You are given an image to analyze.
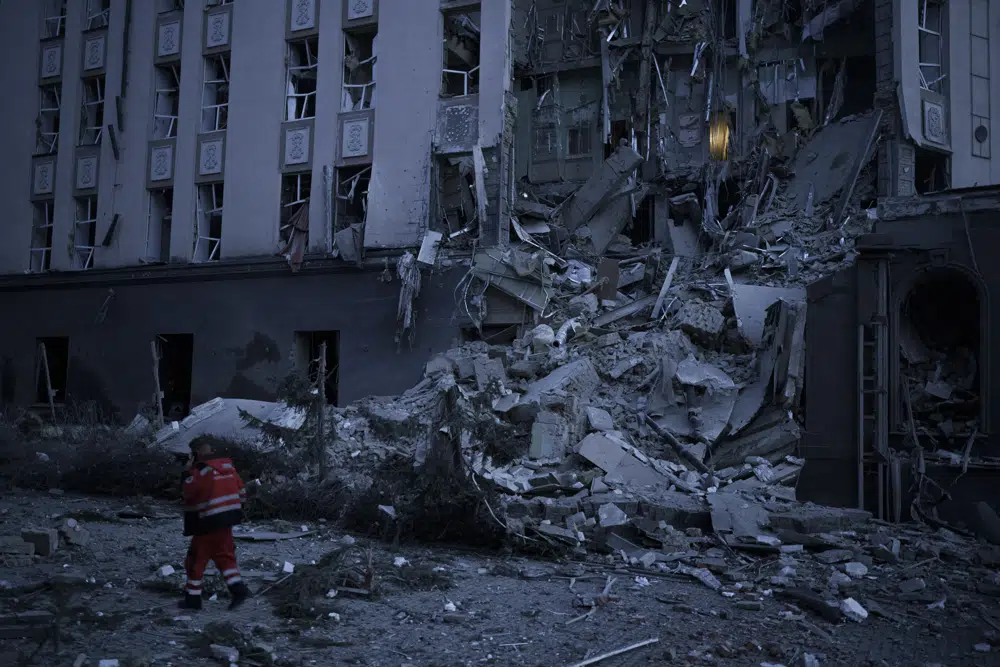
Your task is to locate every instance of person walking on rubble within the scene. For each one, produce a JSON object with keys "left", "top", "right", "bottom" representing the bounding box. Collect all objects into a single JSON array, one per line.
[{"left": 179, "top": 436, "right": 251, "bottom": 611}]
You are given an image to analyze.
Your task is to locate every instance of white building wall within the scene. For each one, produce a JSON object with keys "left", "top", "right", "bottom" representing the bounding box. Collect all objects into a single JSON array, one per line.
[{"left": 0, "top": 0, "right": 510, "bottom": 275}]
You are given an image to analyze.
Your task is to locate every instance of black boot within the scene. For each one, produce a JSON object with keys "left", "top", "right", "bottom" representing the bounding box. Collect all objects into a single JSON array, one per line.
[
  {"left": 178, "top": 593, "right": 202, "bottom": 610},
  {"left": 228, "top": 582, "right": 250, "bottom": 611}
]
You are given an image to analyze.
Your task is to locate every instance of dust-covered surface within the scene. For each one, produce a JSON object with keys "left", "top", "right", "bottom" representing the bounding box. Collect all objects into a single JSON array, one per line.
[{"left": 2, "top": 491, "right": 999, "bottom": 667}]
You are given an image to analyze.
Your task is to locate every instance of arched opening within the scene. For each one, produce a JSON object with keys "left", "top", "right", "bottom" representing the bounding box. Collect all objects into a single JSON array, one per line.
[{"left": 899, "top": 268, "right": 982, "bottom": 440}]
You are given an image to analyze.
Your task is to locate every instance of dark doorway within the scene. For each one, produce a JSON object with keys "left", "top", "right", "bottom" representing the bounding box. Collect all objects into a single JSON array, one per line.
[
  {"left": 156, "top": 334, "right": 194, "bottom": 421},
  {"left": 629, "top": 195, "right": 654, "bottom": 245},
  {"left": 295, "top": 331, "right": 340, "bottom": 406},
  {"left": 605, "top": 120, "right": 630, "bottom": 158},
  {"left": 35, "top": 336, "right": 69, "bottom": 404}
]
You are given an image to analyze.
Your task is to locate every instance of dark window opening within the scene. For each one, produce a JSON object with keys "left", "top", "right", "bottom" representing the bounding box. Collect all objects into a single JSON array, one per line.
[
  {"left": 460, "top": 326, "right": 518, "bottom": 345},
  {"left": 279, "top": 173, "right": 311, "bottom": 247},
  {"left": 436, "top": 154, "right": 477, "bottom": 234},
  {"left": 899, "top": 268, "right": 982, "bottom": 439},
  {"left": 442, "top": 10, "right": 481, "bottom": 97},
  {"left": 720, "top": 0, "right": 737, "bottom": 39},
  {"left": 35, "top": 337, "right": 69, "bottom": 404},
  {"left": 716, "top": 177, "right": 743, "bottom": 219},
  {"left": 156, "top": 333, "right": 193, "bottom": 421},
  {"left": 915, "top": 148, "right": 950, "bottom": 194},
  {"left": 605, "top": 120, "right": 630, "bottom": 158},
  {"left": 629, "top": 195, "right": 653, "bottom": 246},
  {"left": 818, "top": 56, "right": 877, "bottom": 121},
  {"left": 333, "top": 165, "right": 370, "bottom": 233},
  {"left": 295, "top": 331, "right": 339, "bottom": 405},
  {"left": 342, "top": 29, "right": 376, "bottom": 112}
]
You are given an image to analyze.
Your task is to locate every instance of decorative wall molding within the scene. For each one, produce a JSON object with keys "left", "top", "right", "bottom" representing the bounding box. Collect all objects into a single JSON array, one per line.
[
  {"left": 83, "top": 32, "right": 107, "bottom": 71},
  {"left": 40, "top": 42, "right": 63, "bottom": 79},
  {"left": 32, "top": 158, "right": 56, "bottom": 198},
  {"left": 157, "top": 18, "right": 182, "bottom": 59}
]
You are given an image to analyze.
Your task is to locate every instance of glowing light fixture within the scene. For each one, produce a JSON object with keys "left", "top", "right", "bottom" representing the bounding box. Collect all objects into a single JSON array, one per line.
[{"left": 709, "top": 113, "right": 731, "bottom": 161}]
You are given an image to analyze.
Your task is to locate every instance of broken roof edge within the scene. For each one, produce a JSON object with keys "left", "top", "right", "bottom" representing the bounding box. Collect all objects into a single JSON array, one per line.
[{"left": 877, "top": 188, "right": 1000, "bottom": 221}]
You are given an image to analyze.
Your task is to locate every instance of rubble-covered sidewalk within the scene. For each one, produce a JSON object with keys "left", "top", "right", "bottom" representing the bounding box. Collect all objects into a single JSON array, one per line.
[{"left": 2, "top": 491, "right": 999, "bottom": 666}]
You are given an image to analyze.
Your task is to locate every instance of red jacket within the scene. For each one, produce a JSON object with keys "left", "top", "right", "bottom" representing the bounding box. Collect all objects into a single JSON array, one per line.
[{"left": 182, "top": 457, "right": 246, "bottom": 536}]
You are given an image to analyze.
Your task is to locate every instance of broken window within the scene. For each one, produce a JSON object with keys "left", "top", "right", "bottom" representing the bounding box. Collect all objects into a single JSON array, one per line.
[
  {"left": 201, "top": 54, "right": 230, "bottom": 132},
  {"left": 333, "top": 166, "right": 370, "bottom": 233},
  {"left": 279, "top": 172, "right": 311, "bottom": 246},
  {"left": 286, "top": 37, "right": 318, "bottom": 120},
  {"left": 342, "top": 30, "right": 377, "bottom": 112},
  {"left": 566, "top": 124, "right": 592, "bottom": 157},
  {"left": 146, "top": 188, "right": 173, "bottom": 263},
  {"left": 29, "top": 202, "right": 54, "bottom": 273},
  {"left": 900, "top": 267, "right": 983, "bottom": 438},
  {"left": 564, "top": 10, "right": 600, "bottom": 59},
  {"left": 442, "top": 10, "right": 480, "bottom": 97},
  {"left": 35, "top": 336, "right": 69, "bottom": 405},
  {"left": 153, "top": 64, "right": 181, "bottom": 139},
  {"left": 914, "top": 147, "right": 950, "bottom": 193},
  {"left": 36, "top": 85, "right": 61, "bottom": 155},
  {"left": 918, "top": 0, "right": 946, "bottom": 95},
  {"left": 294, "top": 331, "right": 339, "bottom": 406},
  {"left": 156, "top": 0, "right": 185, "bottom": 11},
  {"left": 436, "top": 156, "right": 476, "bottom": 234},
  {"left": 79, "top": 75, "right": 105, "bottom": 145},
  {"left": 85, "top": 0, "right": 110, "bottom": 30},
  {"left": 43, "top": 0, "right": 67, "bottom": 38},
  {"left": 73, "top": 195, "right": 98, "bottom": 270},
  {"left": 194, "top": 182, "right": 223, "bottom": 261}
]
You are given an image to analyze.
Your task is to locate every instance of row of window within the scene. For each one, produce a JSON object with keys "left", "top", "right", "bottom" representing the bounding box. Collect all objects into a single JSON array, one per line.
[
  {"left": 27, "top": 1, "right": 482, "bottom": 271},
  {"left": 31, "top": 330, "right": 339, "bottom": 414}
]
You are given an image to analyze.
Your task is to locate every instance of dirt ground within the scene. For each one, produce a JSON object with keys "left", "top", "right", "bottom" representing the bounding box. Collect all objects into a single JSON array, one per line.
[{"left": 1, "top": 490, "right": 999, "bottom": 667}]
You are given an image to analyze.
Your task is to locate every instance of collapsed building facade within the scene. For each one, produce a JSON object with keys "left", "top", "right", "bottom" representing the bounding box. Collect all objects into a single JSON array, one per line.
[{"left": 1, "top": 0, "right": 999, "bottom": 522}]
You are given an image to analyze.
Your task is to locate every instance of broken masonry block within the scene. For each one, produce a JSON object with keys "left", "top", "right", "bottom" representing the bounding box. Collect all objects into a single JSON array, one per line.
[
  {"left": 474, "top": 356, "right": 508, "bottom": 391},
  {"left": 568, "top": 293, "right": 599, "bottom": 316},
  {"left": 529, "top": 411, "right": 568, "bottom": 459},
  {"left": 563, "top": 144, "right": 644, "bottom": 231},
  {"left": 584, "top": 406, "right": 614, "bottom": 432},
  {"left": 0, "top": 536, "right": 35, "bottom": 555},
  {"left": 424, "top": 355, "right": 455, "bottom": 378},
  {"left": 674, "top": 301, "right": 726, "bottom": 346},
  {"left": 21, "top": 529, "right": 58, "bottom": 557},
  {"left": 598, "top": 503, "right": 630, "bottom": 528}
]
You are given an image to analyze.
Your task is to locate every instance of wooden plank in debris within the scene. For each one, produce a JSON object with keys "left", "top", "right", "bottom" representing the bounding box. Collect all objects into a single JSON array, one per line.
[
  {"left": 593, "top": 295, "right": 658, "bottom": 328},
  {"left": 233, "top": 531, "right": 313, "bottom": 542},
  {"left": 651, "top": 256, "right": 680, "bottom": 319}
]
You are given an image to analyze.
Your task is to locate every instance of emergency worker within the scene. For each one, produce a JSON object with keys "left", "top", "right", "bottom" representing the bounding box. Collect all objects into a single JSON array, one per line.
[{"left": 179, "top": 436, "right": 251, "bottom": 611}]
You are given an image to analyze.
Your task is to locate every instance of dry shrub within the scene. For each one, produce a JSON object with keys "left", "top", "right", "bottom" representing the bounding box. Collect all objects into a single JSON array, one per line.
[
  {"left": 341, "top": 452, "right": 505, "bottom": 548},
  {"left": 245, "top": 477, "right": 349, "bottom": 522}
]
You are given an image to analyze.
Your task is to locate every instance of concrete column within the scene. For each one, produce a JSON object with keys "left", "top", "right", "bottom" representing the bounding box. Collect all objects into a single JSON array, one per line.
[
  {"left": 365, "top": 0, "right": 442, "bottom": 250},
  {"left": 0, "top": 2, "right": 43, "bottom": 273},
  {"left": 309, "top": 0, "right": 346, "bottom": 252},
  {"left": 168, "top": 1, "right": 209, "bottom": 262},
  {"left": 92, "top": 0, "right": 126, "bottom": 268},
  {"left": 222, "top": 0, "right": 286, "bottom": 257},
  {"left": 50, "top": 0, "right": 86, "bottom": 271},
  {"left": 478, "top": 0, "right": 511, "bottom": 147}
]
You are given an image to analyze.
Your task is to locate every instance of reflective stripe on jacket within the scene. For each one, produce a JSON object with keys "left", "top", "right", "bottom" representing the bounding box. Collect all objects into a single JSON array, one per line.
[{"left": 182, "top": 458, "right": 246, "bottom": 536}]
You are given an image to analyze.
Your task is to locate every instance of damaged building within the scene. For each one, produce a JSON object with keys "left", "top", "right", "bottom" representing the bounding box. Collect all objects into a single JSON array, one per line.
[
  {"left": 1, "top": 0, "right": 1000, "bottom": 526},
  {"left": 0, "top": 0, "right": 516, "bottom": 416}
]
